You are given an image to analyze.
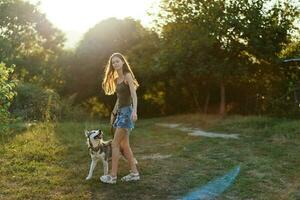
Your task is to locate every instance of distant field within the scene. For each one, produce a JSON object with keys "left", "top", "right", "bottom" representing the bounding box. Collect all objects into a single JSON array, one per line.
[{"left": 1, "top": 114, "right": 299, "bottom": 199}]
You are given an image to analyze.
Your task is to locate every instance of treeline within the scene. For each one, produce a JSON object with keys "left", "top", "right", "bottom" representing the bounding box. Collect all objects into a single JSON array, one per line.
[
  {"left": 1, "top": 0, "right": 300, "bottom": 125},
  {"left": 151, "top": 0, "right": 300, "bottom": 116}
]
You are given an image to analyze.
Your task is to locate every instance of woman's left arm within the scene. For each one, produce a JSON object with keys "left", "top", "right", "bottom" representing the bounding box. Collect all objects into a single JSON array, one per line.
[{"left": 125, "top": 73, "right": 138, "bottom": 121}]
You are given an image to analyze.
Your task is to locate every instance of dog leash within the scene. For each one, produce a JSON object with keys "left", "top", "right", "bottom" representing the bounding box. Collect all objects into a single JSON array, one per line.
[{"left": 110, "top": 125, "right": 115, "bottom": 139}]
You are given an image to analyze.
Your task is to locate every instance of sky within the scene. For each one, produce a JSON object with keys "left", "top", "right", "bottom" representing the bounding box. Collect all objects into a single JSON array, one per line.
[
  {"left": 26, "top": 0, "right": 299, "bottom": 49},
  {"left": 27, "top": 0, "right": 160, "bottom": 48}
]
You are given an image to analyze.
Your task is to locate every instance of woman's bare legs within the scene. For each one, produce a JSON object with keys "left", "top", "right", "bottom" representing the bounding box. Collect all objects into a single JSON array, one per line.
[
  {"left": 120, "top": 129, "right": 138, "bottom": 174},
  {"left": 111, "top": 128, "right": 126, "bottom": 177}
]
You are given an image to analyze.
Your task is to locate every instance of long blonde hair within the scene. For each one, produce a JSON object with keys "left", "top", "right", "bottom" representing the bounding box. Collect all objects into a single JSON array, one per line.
[{"left": 102, "top": 53, "right": 139, "bottom": 95}]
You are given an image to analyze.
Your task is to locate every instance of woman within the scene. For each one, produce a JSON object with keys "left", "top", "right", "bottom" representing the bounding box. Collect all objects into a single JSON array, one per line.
[{"left": 100, "top": 52, "right": 140, "bottom": 184}]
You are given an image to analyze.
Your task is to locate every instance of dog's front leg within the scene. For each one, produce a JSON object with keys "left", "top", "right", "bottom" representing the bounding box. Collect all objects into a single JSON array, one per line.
[
  {"left": 102, "top": 160, "right": 109, "bottom": 175},
  {"left": 86, "top": 158, "right": 98, "bottom": 180}
]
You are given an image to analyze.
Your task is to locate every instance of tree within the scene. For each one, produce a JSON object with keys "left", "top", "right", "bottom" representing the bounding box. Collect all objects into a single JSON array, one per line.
[
  {"left": 154, "top": 0, "right": 299, "bottom": 115},
  {"left": 0, "top": 0, "right": 66, "bottom": 90}
]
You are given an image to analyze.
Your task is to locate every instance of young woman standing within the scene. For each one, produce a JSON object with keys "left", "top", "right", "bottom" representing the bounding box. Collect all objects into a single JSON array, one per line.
[{"left": 101, "top": 52, "right": 140, "bottom": 184}]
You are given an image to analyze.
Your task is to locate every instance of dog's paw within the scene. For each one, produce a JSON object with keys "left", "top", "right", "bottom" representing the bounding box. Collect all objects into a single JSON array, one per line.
[{"left": 86, "top": 176, "right": 92, "bottom": 180}]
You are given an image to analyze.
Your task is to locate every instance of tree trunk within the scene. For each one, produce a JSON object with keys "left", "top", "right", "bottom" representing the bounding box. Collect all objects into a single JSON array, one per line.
[
  {"left": 187, "top": 82, "right": 201, "bottom": 112},
  {"left": 220, "top": 81, "right": 226, "bottom": 116},
  {"left": 191, "top": 89, "right": 201, "bottom": 112},
  {"left": 204, "top": 91, "right": 210, "bottom": 114}
]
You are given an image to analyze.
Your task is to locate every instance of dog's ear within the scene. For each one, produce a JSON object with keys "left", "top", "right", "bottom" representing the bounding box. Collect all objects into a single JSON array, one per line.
[{"left": 84, "top": 130, "right": 89, "bottom": 137}]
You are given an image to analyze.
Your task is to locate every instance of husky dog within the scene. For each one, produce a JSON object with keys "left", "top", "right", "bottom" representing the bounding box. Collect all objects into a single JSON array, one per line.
[
  {"left": 84, "top": 129, "right": 112, "bottom": 180},
  {"left": 85, "top": 129, "right": 137, "bottom": 180}
]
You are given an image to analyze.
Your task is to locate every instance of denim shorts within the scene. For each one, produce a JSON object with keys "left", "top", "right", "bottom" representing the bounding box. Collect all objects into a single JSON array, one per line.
[{"left": 113, "top": 105, "right": 134, "bottom": 130}]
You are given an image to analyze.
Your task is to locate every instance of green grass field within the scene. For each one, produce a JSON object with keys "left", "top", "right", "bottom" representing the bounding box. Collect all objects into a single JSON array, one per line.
[{"left": 1, "top": 114, "right": 300, "bottom": 199}]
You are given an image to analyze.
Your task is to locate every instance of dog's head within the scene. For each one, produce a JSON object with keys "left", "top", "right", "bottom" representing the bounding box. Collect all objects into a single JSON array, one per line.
[{"left": 84, "top": 129, "right": 104, "bottom": 149}]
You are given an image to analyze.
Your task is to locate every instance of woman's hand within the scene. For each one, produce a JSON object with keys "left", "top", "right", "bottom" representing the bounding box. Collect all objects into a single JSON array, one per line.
[{"left": 131, "top": 111, "right": 138, "bottom": 122}]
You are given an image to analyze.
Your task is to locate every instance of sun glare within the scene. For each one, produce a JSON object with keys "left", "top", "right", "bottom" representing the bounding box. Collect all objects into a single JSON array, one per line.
[
  {"left": 29, "top": 0, "right": 159, "bottom": 30},
  {"left": 27, "top": 0, "right": 160, "bottom": 47}
]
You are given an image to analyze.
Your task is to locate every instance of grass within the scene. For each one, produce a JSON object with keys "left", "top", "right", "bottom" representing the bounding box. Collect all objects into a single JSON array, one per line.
[{"left": 0, "top": 114, "right": 300, "bottom": 199}]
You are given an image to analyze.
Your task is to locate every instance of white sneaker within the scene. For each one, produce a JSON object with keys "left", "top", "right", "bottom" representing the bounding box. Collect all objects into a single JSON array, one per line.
[
  {"left": 100, "top": 175, "right": 117, "bottom": 184},
  {"left": 121, "top": 172, "right": 140, "bottom": 182}
]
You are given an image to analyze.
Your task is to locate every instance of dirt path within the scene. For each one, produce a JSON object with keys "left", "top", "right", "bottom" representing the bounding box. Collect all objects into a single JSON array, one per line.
[{"left": 156, "top": 123, "right": 239, "bottom": 139}]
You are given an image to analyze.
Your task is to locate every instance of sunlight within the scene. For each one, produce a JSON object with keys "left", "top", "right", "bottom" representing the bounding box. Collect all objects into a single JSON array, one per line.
[
  {"left": 27, "top": 0, "right": 160, "bottom": 47},
  {"left": 28, "top": 0, "right": 159, "bottom": 30}
]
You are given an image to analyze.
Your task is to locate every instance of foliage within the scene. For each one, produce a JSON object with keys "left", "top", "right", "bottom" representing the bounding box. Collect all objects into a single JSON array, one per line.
[
  {"left": 82, "top": 97, "right": 110, "bottom": 118},
  {"left": 153, "top": 0, "right": 300, "bottom": 116},
  {"left": 11, "top": 83, "right": 61, "bottom": 121},
  {"left": 0, "top": 0, "right": 66, "bottom": 90},
  {"left": 0, "top": 62, "right": 16, "bottom": 135},
  {"left": 59, "top": 94, "right": 91, "bottom": 121},
  {"left": 1, "top": 0, "right": 300, "bottom": 119}
]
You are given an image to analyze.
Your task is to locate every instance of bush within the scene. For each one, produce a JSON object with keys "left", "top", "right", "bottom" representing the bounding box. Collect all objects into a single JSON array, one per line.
[
  {"left": 11, "top": 83, "right": 61, "bottom": 121},
  {"left": 82, "top": 97, "right": 110, "bottom": 119},
  {"left": 0, "top": 63, "right": 16, "bottom": 135},
  {"left": 60, "top": 94, "right": 90, "bottom": 121}
]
